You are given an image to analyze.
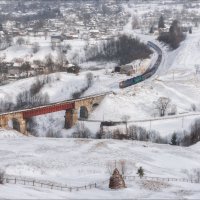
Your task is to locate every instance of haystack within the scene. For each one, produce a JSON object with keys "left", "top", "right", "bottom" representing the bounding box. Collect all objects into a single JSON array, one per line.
[{"left": 109, "top": 168, "right": 126, "bottom": 189}]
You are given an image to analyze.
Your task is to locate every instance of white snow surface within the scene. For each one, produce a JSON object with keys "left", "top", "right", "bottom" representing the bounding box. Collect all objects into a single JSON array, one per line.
[{"left": 0, "top": 137, "right": 200, "bottom": 199}]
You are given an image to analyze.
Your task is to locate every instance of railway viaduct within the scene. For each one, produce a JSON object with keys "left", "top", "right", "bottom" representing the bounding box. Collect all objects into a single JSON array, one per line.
[{"left": 0, "top": 93, "right": 109, "bottom": 135}]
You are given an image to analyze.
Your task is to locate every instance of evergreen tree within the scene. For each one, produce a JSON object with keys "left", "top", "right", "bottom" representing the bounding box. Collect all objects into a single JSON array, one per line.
[
  {"left": 137, "top": 167, "right": 144, "bottom": 179},
  {"left": 158, "top": 15, "right": 165, "bottom": 28},
  {"left": 169, "top": 20, "right": 185, "bottom": 49},
  {"left": 171, "top": 133, "right": 177, "bottom": 145}
]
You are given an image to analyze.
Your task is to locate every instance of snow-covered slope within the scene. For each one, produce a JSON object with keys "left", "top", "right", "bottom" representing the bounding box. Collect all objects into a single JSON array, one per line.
[
  {"left": 0, "top": 137, "right": 200, "bottom": 199},
  {"left": 0, "top": 129, "right": 24, "bottom": 138}
]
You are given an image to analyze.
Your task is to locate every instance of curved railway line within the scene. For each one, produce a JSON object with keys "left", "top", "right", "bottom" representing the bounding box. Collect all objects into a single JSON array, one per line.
[{"left": 119, "top": 41, "right": 162, "bottom": 88}]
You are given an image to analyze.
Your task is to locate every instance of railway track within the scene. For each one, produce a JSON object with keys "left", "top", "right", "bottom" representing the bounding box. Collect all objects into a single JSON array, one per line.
[{"left": 119, "top": 41, "right": 163, "bottom": 88}]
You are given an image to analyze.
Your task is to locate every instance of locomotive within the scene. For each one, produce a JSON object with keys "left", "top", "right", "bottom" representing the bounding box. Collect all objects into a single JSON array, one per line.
[{"left": 119, "top": 41, "right": 162, "bottom": 88}]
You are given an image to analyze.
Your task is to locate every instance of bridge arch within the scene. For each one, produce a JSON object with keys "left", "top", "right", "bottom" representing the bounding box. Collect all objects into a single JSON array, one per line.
[
  {"left": 8, "top": 118, "right": 21, "bottom": 132},
  {"left": 79, "top": 106, "right": 88, "bottom": 119},
  {"left": 92, "top": 103, "right": 99, "bottom": 110}
]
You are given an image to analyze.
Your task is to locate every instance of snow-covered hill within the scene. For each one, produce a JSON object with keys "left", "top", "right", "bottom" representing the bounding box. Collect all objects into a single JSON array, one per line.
[
  {"left": 0, "top": 137, "right": 200, "bottom": 199},
  {"left": 1, "top": 28, "right": 200, "bottom": 137}
]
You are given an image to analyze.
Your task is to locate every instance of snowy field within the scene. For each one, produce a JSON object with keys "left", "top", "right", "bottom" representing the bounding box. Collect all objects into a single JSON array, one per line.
[
  {"left": 1, "top": 1, "right": 200, "bottom": 198},
  {"left": 0, "top": 137, "right": 200, "bottom": 199}
]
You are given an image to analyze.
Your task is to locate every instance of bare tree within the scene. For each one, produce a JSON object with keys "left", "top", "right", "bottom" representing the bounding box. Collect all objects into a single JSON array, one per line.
[
  {"left": 55, "top": 49, "right": 68, "bottom": 71},
  {"left": 0, "top": 169, "right": 5, "bottom": 184},
  {"left": 132, "top": 15, "right": 140, "bottom": 29},
  {"left": 154, "top": 97, "right": 171, "bottom": 117},
  {"left": 45, "top": 54, "right": 54, "bottom": 73},
  {"left": 195, "top": 64, "right": 200, "bottom": 74},
  {"left": 16, "top": 37, "right": 25, "bottom": 46},
  {"left": 86, "top": 72, "right": 94, "bottom": 87},
  {"left": 106, "top": 161, "right": 116, "bottom": 175},
  {"left": 119, "top": 160, "right": 127, "bottom": 176},
  {"left": 72, "top": 122, "right": 91, "bottom": 138},
  {"left": 32, "top": 42, "right": 40, "bottom": 54},
  {"left": 190, "top": 119, "right": 200, "bottom": 145},
  {"left": 106, "top": 160, "right": 128, "bottom": 176},
  {"left": 121, "top": 115, "right": 130, "bottom": 134},
  {"left": 194, "top": 169, "right": 200, "bottom": 182}
]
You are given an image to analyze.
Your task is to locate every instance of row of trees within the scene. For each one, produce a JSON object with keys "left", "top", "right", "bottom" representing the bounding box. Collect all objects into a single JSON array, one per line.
[
  {"left": 85, "top": 35, "right": 152, "bottom": 65},
  {"left": 171, "top": 118, "right": 200, "bottom": 146},
  {"left": 71, "top": 116, "right": 200, "bottom": 148},
  {"left": 157, "top": 16, "right": 186, "bottom": 49}
]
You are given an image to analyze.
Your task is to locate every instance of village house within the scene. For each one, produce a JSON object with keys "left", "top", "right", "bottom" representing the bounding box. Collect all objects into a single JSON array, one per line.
[{"left": 51, "top": 35, "right": 63, "bottom": 46}]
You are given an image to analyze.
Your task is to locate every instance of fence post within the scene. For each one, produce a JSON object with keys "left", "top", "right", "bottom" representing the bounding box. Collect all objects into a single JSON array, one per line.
[
  {"left": 51, "top": 184, "right": 53, "bottom": 189},
  {"left": 95, "top": 183, "right": 96, "bottom": 188},
  {"left": 24, "top": 180, "right": 25, "bottom": 185},
  {"left": 85, "top": 185, "right": 86, "bottom": 190},
  {"left": 15, "top": 178, "right": 16, "bottom": 184},
  {"left": 33, "top": 181, "right": 34, "bottom": 186}
]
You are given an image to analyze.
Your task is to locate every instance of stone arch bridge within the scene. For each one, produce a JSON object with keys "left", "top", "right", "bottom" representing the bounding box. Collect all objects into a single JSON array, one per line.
[{"left": 0, "top": 92, "right": 110, "bottom": 135}]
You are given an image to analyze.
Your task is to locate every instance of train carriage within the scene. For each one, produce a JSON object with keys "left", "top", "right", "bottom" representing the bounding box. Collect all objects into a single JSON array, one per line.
[{"left": 119, "top": 41, "right": 162, "bottom": 88}]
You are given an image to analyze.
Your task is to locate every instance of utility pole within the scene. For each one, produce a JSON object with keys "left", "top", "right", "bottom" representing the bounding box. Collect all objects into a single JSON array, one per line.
[
  {"left": 182, "top": 117, "right": 184, "bottom": 129},
  {"left": 149, "top": 120, "right": 152, "bottom": 131}
]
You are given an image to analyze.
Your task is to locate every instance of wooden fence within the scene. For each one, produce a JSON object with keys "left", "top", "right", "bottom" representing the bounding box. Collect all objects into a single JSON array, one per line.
[
  {"left": 2, "top": 175, "right": 199, "bottom": 192},
  {"left": 3, "top": 176, "right": 109, "bottom": 192}
]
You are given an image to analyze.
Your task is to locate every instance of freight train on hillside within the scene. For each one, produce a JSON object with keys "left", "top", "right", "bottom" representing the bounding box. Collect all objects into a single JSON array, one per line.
[{"left": 119, "top": 41, "right": 162, "bottom": 88}]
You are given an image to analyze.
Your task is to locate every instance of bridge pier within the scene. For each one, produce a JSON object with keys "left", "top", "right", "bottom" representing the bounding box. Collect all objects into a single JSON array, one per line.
[
  {"left": 20, "top": 119, "right": 28, "bottom": 135},
  {"left": 0, "top": 118, "right": 8, "bottom": 129},
  {"left": 65, "top": 109, "right": 78, "bottom": 129},
  {"left": 0, "top": 115, "right": 27, "bottom": 135}
]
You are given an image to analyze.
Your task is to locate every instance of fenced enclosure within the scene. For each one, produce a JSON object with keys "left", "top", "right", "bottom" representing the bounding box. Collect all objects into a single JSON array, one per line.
[{"left": 2, "top": 175, "right": 199, "bottom": 192}]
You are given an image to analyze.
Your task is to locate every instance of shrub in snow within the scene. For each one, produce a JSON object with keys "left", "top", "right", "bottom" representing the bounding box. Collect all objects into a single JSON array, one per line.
[
  {"left": 191, "top": 104, "right": 197, "bottom": 112},
  {"left": 171, "top": 133, "right": 178, "bottom": 145},
  {"left": 46, "top": 130, "right": 62, "bottom": 138},
  {"left": 99, "top": 125, "right": 168, "bottom": 144},
  {"left": 72, "top": 122, "right": 91, "bottom": 138},
  {"left": 137, "top": 167, "right": 144, "bottom": 179},
  {"left": 0, "top": 170, "right": 5, "bottom": 184}
]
